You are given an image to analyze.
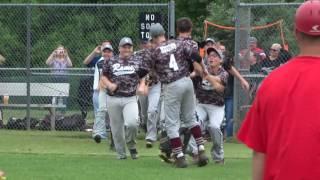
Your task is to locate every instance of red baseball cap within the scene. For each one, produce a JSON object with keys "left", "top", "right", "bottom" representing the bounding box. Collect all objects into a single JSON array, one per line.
[{"left": 295, "top": 0, "right": 320, "bottom": 36}]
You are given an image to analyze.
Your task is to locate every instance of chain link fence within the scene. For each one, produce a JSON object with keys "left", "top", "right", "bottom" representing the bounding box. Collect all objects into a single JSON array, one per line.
[
  {"left": 233, "top": 2, "right": 301, "bottom": 132},
  {"left": 0, "top": 3, "right": 173, "bottom": 131}
]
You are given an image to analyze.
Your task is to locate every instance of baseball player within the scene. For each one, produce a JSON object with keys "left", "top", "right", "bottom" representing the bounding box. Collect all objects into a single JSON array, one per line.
[
  {"left": 135, "top": 40, "right": 162, "bottom": 148},
  {"left": 194, "top": 47, "right": 228, "bottom": 164},
  {"left": 148, "top": 20, "right": 208, "bottom": 168},
  {"left": 102, "top": 37, "right": 148, "bottom": 159},
  {"left": 238, "top": 1, "right": 320, "bottom": 179},
  {"left": 84, "top": 41, "right": 113, "bottom": 143}
]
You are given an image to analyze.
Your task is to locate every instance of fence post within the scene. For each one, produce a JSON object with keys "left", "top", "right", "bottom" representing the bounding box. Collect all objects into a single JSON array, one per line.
[
  {"left": 168, "top": 0, "right": 175, "bottom": 38},
  {"left": 233, "top": 0, "right": 241, "bottom": 135},
  {"left": 26, "top": 4, "right": 31, "bottom": 130}
]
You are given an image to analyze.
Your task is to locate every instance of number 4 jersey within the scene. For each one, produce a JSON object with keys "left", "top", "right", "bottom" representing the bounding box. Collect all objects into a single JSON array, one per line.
[{"left": 150, "top": 37, "right": 198, "bottom": 84}]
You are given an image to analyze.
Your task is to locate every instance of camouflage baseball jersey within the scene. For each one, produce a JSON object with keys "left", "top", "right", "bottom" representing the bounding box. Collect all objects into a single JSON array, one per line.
[
  {"left": 135, "top": 49, "right": 159, "bottom": 86},
  {"left": 103, "top": 54, "right": 146, "bottom": 97},
  {"left": 195, "top": 66, "right": 229, "bottom": 106},
  {"left": 151, "top": 38, "right": 197, "bottom": 84}
]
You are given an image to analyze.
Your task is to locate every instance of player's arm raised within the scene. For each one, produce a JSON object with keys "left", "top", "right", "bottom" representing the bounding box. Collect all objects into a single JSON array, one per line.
[{"left": 84, "top": 46, "right": 101, "bottom": 65}]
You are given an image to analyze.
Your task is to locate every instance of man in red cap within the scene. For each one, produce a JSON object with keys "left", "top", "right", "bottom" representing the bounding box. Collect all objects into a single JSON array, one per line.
[{"left": 238, "top": 1, "right": 320, "bottom": 180}]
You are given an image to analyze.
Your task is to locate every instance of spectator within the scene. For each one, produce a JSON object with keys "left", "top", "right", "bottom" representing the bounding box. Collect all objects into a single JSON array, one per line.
[
  {"left": 239, "top": 37, "right": 266, "bottom": 69},
  {"left": 46, "top": 45, "right": 72, "bottom": 114},
  {"left": 218, "top": 43, "right": 226, "bottom": 53},
  {"left": 83, "top": 41, "right": 113, "bottom": 143},
  {"left": 46, "top": 45, "right": 72, "bottom": 82},
  {"left": 238, "top": 1, "right": 320, "bottom": 179},
  {"left": 248, "top": 36, "right": 266, "bottom": 61},
  {"left": 249, "top": 51, "right": 262, "bottom": 73},
  {"left": 261, "top": 43, "right": 291, "bottom": 70}
]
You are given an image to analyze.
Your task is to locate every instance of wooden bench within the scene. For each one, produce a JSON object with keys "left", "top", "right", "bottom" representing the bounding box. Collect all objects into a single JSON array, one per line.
[{"left": 0, "top": 82, "right": 70, "bottom": 130}]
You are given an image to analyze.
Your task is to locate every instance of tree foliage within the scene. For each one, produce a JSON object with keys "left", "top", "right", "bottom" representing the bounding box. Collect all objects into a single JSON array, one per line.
[{"left": 0, "top": 0, "right": 306, "bottom": 67}]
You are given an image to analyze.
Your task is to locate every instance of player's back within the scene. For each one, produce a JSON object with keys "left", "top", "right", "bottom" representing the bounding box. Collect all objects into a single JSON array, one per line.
[
  {"left": 152, "top": 39, "right": 190, "bottom": 84},
  {"left": 256, "top": 56, "right": 320, "bottom": 180}
]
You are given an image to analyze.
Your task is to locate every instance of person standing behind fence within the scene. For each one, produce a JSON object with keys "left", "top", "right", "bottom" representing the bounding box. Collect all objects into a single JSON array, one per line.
[
  {"left": 46, "top": 45, "right": 73, "bottom": 82},
  {"left": 46, "top": 45, "right": 72, "bottom": 113},
  {"left": 83, "top": 41, "right": 113, "bottom": 143},
  {"left": 261, "top": 43, "right": 291, "bottom": 70},
  {"left": 238, "top": 1, "right": 320, "bottom": 180},
  {"left": 102, "top": 37, "right": 148, "bottom": 160}
]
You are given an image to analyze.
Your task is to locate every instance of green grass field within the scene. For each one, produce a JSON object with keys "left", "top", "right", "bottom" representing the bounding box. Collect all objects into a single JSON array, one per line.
[{"left": 0, "top": 130, "right": 252, "bottom": 180}]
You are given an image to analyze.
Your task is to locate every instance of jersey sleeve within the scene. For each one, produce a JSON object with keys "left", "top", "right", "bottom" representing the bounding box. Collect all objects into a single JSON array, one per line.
[
  {"left": 237, "top": 89, "right": 268, "bottom": 153},
  {"left": 183, "top": 40, "right": 199, "bottom": 58}
]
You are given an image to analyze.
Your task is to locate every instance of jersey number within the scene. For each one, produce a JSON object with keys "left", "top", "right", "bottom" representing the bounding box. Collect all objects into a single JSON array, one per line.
[{"left": 169, "top": 54, "right": 179, "bottom": 71}]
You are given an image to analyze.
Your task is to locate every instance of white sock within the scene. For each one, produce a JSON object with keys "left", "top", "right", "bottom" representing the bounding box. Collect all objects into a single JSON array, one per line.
[
  {"left": 176, "top": 152, "right": 184, "bottom": 158},
  {"left": 198, "top": 145, "right": 205, "bottom": 151}
]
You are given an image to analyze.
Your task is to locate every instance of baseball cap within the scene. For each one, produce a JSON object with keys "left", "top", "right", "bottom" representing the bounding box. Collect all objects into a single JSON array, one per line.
[
  {"left": 248, "top": 37, "right": 257, "bottom": 43},
  {"left": 101, "top": 44, "right": 113, "bottom": 51},
  {"left": 207, "top": 47, "right": 223, "bottom": 59},
  {"left": 270, "top": 43, "right": 282, "bottom": 51},
  {"left": 205, "top": 38, "right": 215, "bottom": 44},
  {"left": 119, "top": 37, "right": 133, "bottom": 47},
  {"left": 149, "top": 23, "right": 165, "bottom": 38},
  {"left": 295, "top": 0, "right": 320, "bottom": 36}
]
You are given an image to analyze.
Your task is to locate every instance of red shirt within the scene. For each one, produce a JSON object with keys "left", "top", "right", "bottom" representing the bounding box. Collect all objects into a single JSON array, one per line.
[{"left": 238, "top": 56, "right": 320, "bottom": 180}]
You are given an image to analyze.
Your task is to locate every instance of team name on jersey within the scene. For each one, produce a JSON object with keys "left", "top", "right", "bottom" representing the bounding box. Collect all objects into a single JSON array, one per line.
[
  {"left": 160, "top": 43, "right": 177, "bottom": 54},
  {"left": 201, "top": 80, "right": 214, "bottom": 90},
  {"left": 112, "top": 63, "right": 135, "bottom": 76}
]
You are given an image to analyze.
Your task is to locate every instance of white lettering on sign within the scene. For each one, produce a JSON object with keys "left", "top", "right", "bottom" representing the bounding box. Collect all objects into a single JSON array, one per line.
[
  {"left": 145, "top": 14, "right": 155, "bottom": 21},
  {"left": 141, "top": 23, "right": 145, "bottom": 30},
  {"left": 140, "top": 13, "right": 161, "bottom": 40}
]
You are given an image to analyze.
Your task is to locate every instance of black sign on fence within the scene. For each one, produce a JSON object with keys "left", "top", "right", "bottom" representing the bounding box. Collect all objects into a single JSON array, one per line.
[{"left": 139, "top": 12, "right": 162, "bottom": 41}]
